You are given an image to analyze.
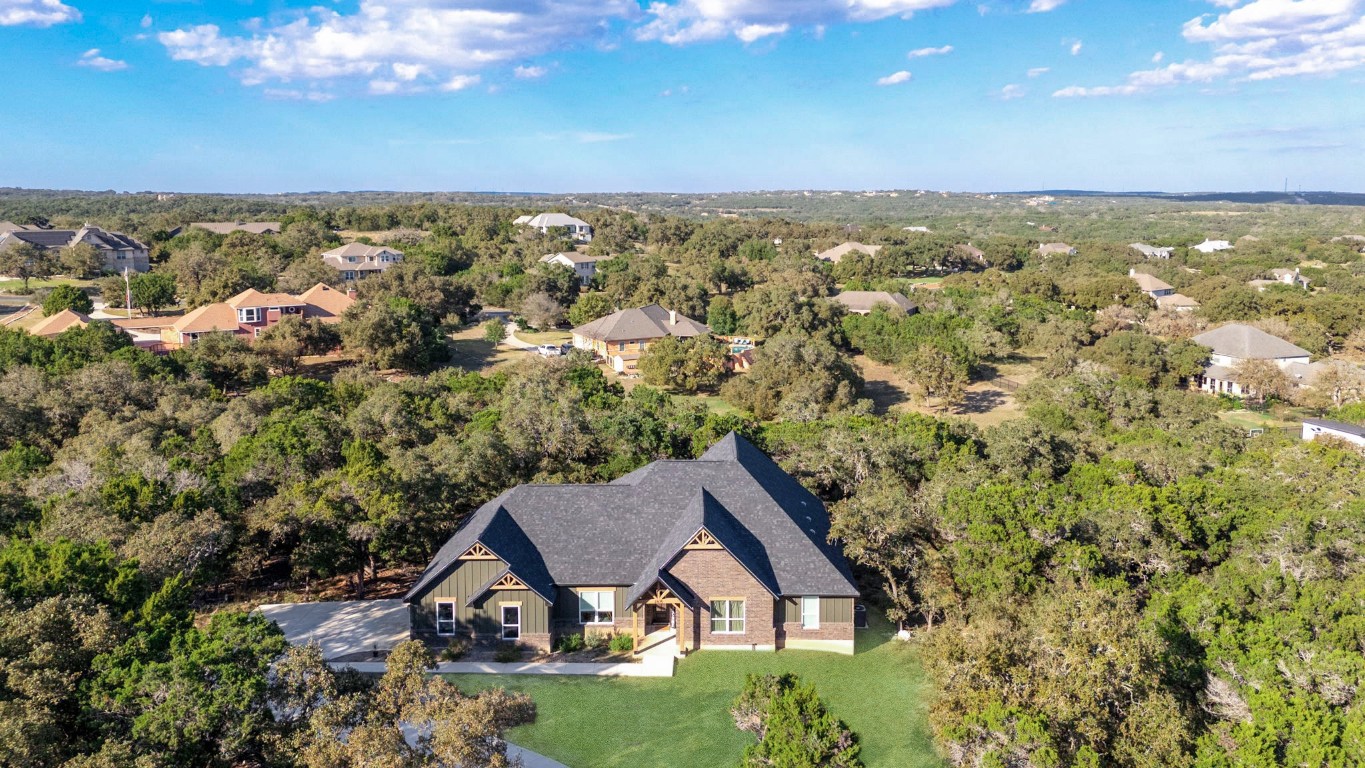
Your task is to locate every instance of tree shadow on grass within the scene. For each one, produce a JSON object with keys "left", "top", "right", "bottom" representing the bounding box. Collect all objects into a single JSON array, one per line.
[{"left": 954, "top": 388, "right": 1007, "bottom": 415}]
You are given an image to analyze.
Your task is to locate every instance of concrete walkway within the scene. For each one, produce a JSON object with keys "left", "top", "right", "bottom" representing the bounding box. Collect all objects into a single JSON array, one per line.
[
  {"left": 501, "top": 321, "right": 537, "bottom": 350},
  {"left": 333, "top": 651, "right": 675, "bottom": 677}
]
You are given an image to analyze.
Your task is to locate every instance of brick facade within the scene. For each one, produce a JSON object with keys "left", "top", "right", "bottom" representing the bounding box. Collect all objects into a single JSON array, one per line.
[{"left": 667, "top": 549, "right": 776, "bottom": 650}]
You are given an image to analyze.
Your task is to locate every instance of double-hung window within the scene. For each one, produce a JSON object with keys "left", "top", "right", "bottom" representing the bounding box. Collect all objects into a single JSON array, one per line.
[
  {"left": 801, "top": 596, "right": 820, "bottom": 630},
  {"left": 710, "top": 599, "right": 745, "bottom": 634},
  {"left": 579, "top": 591, "right": 614, "bottom": 624},
  {"left": 435, "top": 602, "right": 456, "bottom": 636},
  {"left": 238, "top": 307, "right": 260, "bottom": 323}
]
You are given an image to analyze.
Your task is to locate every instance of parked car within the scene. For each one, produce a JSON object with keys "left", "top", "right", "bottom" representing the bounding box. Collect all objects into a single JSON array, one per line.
[{"left": 535, "top": 344, "right": 565, "bottom": 357}]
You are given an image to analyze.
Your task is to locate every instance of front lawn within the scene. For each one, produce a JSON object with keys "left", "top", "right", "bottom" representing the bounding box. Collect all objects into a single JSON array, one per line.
[{"left": 447, "top": 610, "right": 942, "bottom": 768}]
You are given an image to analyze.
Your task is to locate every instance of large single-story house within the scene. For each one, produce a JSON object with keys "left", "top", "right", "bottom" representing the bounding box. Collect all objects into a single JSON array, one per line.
[
  {"left": 404, "top": 433, "right": 860, "bottom": 655},
  {"left": 832, "top": 291, "right": 917, "bottom": 315},
  {"left": 571, "top": 304, "right": 710, "bottom": 374},
  {"left": 1130, "top": 243, "right": 1175, "bottom": 259},
  {"left": 160, "top": 283, "right": 353, "bottom": 347},
  {"left": 1301, "top": 418, "right": 1365, "bottom": 447},
  {"left": 322, "top": 243, "right": 404, "bottom": 280},
  {"left": 1192, "top": 239, "right": 1234, "bottom": 254},
  {"left": 0, "top": 225, "right": 149, "bottom": 273},
  {"left": 1127, "top": 269, "right": 1200, "bottom": 311},
  {"left": 1192, "top": 323, "right": 1311, "bottom": 396},
  {"left": 540, "top": 252, "right": 612, "bottom": 287},
  {"left": 815, "top": 242, "right": 881, "bottom": 264},
  {"left": 1248, "top": 268, "right": 1310, "bottom": 292},
  {"left": 1038, "top": 242, "right": 1076, "bottom": 256},
  {"left": 188, "top": 221, "right": 283, "bottom": 236},
  {"left": 520, "top": 213, "right": 593, "bottom": 243}
]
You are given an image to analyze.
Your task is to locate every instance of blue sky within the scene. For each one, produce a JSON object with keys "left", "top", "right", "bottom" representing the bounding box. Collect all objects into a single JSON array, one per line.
[{"left": 2, "top": 0, "right": 1364, "bottom": 193}]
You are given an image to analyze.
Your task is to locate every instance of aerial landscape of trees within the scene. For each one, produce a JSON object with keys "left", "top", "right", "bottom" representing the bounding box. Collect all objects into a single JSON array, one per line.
[{"left": 1, "top": 189, "right": 1364, "bottom": 766}]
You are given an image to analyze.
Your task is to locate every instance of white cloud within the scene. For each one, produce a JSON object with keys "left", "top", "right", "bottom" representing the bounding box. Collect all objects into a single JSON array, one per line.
[
  {"left": 1027, "top": 66, "right": 1050, "bottom": 77},
  {"left": 369, "top": 79, "right": 401, "bottom": 94},
  {"left": 635, "top": 0, "right": 960, "bottom": 45},
  {"left": 1070, "top": 39, "right": 1083, "bottom": 55},
  {"left": 908, "top": 44, "right": 954, "bottom": 58},
  {"left": 1028, "top": 0, "right": 1067, "bottom": 12},
  {"left": 264, "top": 88, "right": 335, "bottom": 102},
  {"left": 514, "top": 65, "right": 547, "bottom": 79},
  {"left": 76, "top": 48, "right": 127, "bottom": 72},
  {"left": 159, "top": 1, "right": 637, "bottom": 94},
  {"left": 140, "top": 14, "right": 152, "bottom": 29},
  {"left": 0, "top": 0, "right": 80, "bottom": 27},
  {"left": 877, "top": 70, "right": 913, "bottom": 85},
  {"left": 1000, "top": 83, "right": 1026, "bottom": 99},
  {"left": 441, "top": 74, "right": 481, "bottom": 92},
  {"left": 1152, "top": 50, "right": 1164, "bottom": 63},
  {"left": 736, "top": 22, "right": 788, "bottom": 43},
  {"left": 1056, "top": 0, "right": 1365, "bottom": 97}
]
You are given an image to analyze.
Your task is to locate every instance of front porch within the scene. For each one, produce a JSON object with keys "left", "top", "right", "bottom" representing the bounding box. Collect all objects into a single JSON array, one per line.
[{"left": 629, "top": 581, "right": 695, "bottom": 658}]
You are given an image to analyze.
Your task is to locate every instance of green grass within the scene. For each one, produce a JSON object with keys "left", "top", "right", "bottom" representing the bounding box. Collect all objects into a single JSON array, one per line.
[
  {"left": 516, "top": 329, "right": 573, "bottom": 345},
  {"left": 447, "top": 611, "right": 943, "bottom": 768},
  {"left": 0, "top": 276, "right": 97, "bottom": 295}
]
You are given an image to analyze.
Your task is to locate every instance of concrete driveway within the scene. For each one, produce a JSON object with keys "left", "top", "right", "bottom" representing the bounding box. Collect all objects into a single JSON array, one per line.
[{"left": 258, "top": 599, "right": 411, "bottom": 662}]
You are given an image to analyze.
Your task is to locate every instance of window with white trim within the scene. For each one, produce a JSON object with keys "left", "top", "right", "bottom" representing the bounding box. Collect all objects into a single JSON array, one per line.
[
  {"left": 237, "top": 307, "right": 260, "bottom": 323},
  {"left": 501, "top": 605, "right": 521, "bottom": 640},
  {"left": 801, "top": 596, "right": 820, "bottom": 629},
  {"left": 710, "top": 599, "right": 745, "bottom": 634},
  {"left": 436, "top": 602, "right": 456, "bottom": 636},
  {"left": 579, "top": 590, "right": 614, "bottom": 624}
]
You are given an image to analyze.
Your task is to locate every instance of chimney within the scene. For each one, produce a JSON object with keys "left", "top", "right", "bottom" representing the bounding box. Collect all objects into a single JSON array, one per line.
[
  {"left": 346, "top": 288, "right": 357, "bottom": 299},
  {"left": 668, "top": 310, "right": 677, "bottom": 326}
]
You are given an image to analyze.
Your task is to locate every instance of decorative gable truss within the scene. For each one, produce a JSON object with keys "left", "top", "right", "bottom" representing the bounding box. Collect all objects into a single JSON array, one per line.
[
  {"left": 683, "top": 528, "right": 723, "bottom": 550},
  {"left": 491, "top": 572, "right": 529, "bottom": 590},
  {"left": 458, "top": 541, "right": 499, "bottom": 560}
]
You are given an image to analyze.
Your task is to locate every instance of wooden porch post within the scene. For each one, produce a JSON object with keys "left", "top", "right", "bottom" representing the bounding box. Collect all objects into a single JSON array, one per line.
[
  {"left": 632, "top": 605, "right": 640, "bottom": 654},
  {"left": 677, "top": 602, "right": 686, "bottom": 655}
]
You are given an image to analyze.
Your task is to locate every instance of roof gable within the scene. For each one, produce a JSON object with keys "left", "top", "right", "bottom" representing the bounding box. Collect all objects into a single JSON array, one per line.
[{"left": 1193, "top": 323, "right": 1310, "bottom": 361}]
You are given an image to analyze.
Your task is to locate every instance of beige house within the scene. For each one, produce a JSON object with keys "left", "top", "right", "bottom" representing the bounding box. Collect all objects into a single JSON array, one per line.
[
  {"left": 189, "top": 221, "right": 283, "bottom": 236},
  {"left": 322, "top": 243, "right": 404, "bottom": 281},
  {"left": 815, "top": 242, "right": 881, "bottom": 264},
  {"left": 161, "top": 284, "right": 353, "bottom": 347},
  {"left": 29, "top": 309, "right": 90, "bottom": 337},
  {"left": 1038, "top": 242, "right": 1077, "bottom": 256},
  {"left": 1131, "top": 243, "right": 1175, "bottom": 259},
  {"left": 571, "top": 304, "right": 710, "bottom": 373},
  {"left": 1192, "top": 323, "right": 1311, "bottom": 396},
  {"left": 1129, "top": 269, "right": 1200, "bottom": 311},
  {"left": 0, "top": 225, "right": 149, "bottom": 273},
  {"left": 831, "top": 291, "right": 917, "bottom": 315},
  {"left": 540, "top": 252, "right": 612, "bottom": 287}
]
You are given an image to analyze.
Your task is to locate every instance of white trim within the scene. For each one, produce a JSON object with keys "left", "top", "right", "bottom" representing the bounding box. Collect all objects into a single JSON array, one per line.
[
  {"left": 578, "top": 589, "right": 615, "bottom": 625},
  {"left": 801, "top": 595, "right": 820, "bottom": 630},
  {"left": 709, "top": 599, "right": 745, "bottom": 634},
  {"left": 435, "top": 600, "right": 457, "bottom": 636},
  {"left": 501, "top": 604, "right": 521, "bottom": 641}
]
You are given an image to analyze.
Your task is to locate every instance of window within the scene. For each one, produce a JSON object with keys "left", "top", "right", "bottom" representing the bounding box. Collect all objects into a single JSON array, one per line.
[
  {"left": 501, "top": 605, "right": 521, "bottom": 640},
  {"left": 579, "top": 591, "right": 614, "bottom": 624},
  {"left": 801, "top": 596, "right": 820, "bottom": 630},
  {"left": 617, "top": 342, "right": 626, "bottom": 352},
  {"left": 436, "top": 602, "right": 456, "bottom": 636},
  {"left": 710, "top": 599, "right": 745, "bottom": 634},
  {"left": 237, "top": 307, "right": 260, "bottom": 323}
]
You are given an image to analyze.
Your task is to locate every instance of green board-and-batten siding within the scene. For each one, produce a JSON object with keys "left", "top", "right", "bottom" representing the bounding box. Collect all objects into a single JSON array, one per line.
[
  {"left": 414, "top": 559, "right": 550, "bottom": 636},
  {"left": 777, "top": 596, "right": 855, "bottom": 624}
]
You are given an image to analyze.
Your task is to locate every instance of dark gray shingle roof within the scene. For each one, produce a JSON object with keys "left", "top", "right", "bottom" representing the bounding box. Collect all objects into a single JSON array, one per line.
[{"left": 406, "top": 433, "right": 858, "bottom": 604}]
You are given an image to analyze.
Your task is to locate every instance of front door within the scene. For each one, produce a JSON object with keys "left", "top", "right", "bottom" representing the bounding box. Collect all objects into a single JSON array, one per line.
[{"left": 501, "top": 605, "right": 521, "bottom": 640}]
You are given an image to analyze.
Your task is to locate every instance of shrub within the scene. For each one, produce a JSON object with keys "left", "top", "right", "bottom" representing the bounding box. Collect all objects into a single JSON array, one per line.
[
  {"left": 42, "top": 284, "right": 93, "bottom": 316},
  {"left": 732, "top": 673, "right": 862, "bottom": 768},
  {"left": 609, "top": 633, "right": 635, "bottom": 653},
  {"left": 494, "top": 643, "right": 524, "bottom": 663},
  {"left": 555, "top": 633, "right": 585, "bottom": 653},
  {"left": 482, "top": 318, "right": 506, "bottom": 344},
  {"left": 585, "top": 631, "right": 610, "bottom": 650},
  {"left": 439, "top": 638, "right": 470, "bottom": 661}
]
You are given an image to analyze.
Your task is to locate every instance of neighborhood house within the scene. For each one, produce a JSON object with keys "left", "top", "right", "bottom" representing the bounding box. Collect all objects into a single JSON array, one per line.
[
  {"left": 1037, "top": 242, "right": 1076, "bottom": 256},
  {"left": 539, "top": 251, "right": 612, "bottom": 287},
  {"left": 187, "top": 221, "right": 283, "bottom": 236},
  {"left": 1301, "top": 418, "right": 1365, "bottom": 447},
  {"left": 1128, "top": 269, "right": 1200, "bottom": 311},
  {"left": 1192, "top": 239, "right": 1234, "bottom": 254},
  {"left": 161, "top": 284, "right": 353, "bottom": 347},
  {"left": 1130, "top": 243, "right": 1174, "bottom": 259},
  {"left": 404, "top": 433, "right": 860, "bottom": 655},
  {"left": 571, "top": 304, "right": 710, "bottom": 374},
  {"left": 0, "top": 223, "right": 149, "bottom": 273},
  {"left": 520, "top": 213, "right": 594, "bottom": 243},
  {"left": 322, "top": 243, "right": 404, "bottom": 280},
  {"left": 815, "top": 242, "right": 882, "bottom": 264},
  {"left": 1192, "top": 323, "right": 1311, "bottom": 396},
  {"left": 831, "top": 290, "right": 917, "bottom": 315}
]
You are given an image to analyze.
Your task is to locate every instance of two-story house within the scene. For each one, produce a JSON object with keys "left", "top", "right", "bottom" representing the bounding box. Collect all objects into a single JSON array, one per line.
[
  {"left": 321, "top": 243, "right": 404, "bottom": 281},
  {"left": 520, "top": 213, "right": 594, "bottom": 243},
  {"left": 1192, "top": 323, "right": 1311, "bottom": 396},
  {"left": 540, "top": 252, "right": 612, "bottom": 287},
  {"left": 161, "top": 284, "right": 353, "bottom": 347},
  {"left": 0, "top": 224, "right": 149, "bottom": 273}
]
